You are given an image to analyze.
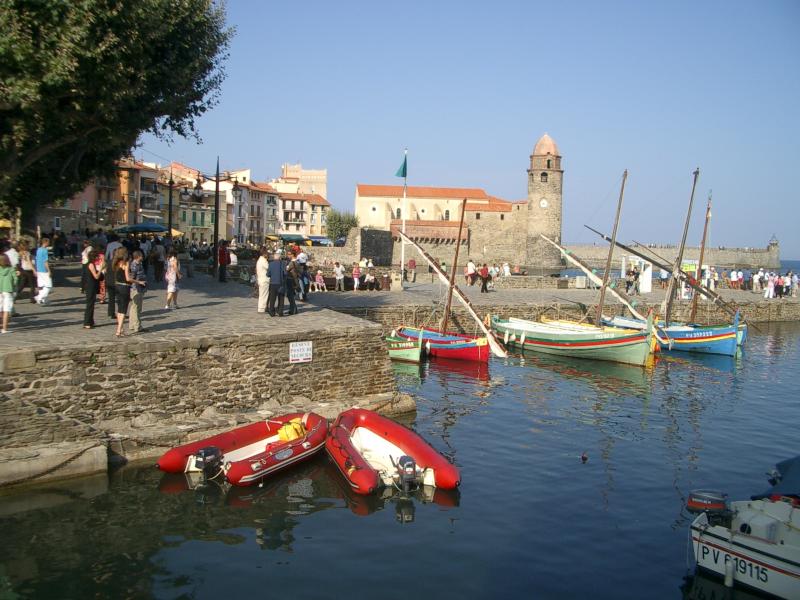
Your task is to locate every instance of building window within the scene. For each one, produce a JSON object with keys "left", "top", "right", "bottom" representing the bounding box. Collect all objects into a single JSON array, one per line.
[
  {"left": 210, "top": 213, "right": 215, "bottom": 224},
  {"left": 371, "top": 205, "right": 377, "bottom": 212},
  {"left": 444, "top": 209, "right": 450, "bottom": 221},
  {"left": 547, "top": 159, "right": 552, "bottom": 169},
  {"left": 541, "top": 172, "right": 548, "bottom": 183},
  {"left": 192, "top": 212, "right": 197, "bottom": 225},
  {"left": 54, "top": 216, "right": 61, "bottom": 230},
  {"left": 475, "top": 213, "right": 481, "bottom": 220},
  {"left": 396, "top": 208, "right": 401, "bottom": 219},
  {"left": 200, "top": 213, "right": 205, "bottom": 226},
  {"left": 420, "top": 208, "right": 426, "bottom": 215},
  {"left": 501, "top": 214, "right": 505, "bottom": 221},
  {"left": 181, "top": 211, "right": 186, "bottom": 222}
]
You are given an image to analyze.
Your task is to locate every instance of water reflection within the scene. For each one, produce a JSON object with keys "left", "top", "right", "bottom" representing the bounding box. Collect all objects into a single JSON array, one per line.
[{"left": 680, "top": 571, "right": 764, "bottom": 600}]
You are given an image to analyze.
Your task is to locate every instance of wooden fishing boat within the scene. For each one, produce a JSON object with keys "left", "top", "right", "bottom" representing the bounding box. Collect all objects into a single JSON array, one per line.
[
  {"left": 603, "top": 311, "right": 740, "bottom": 356},
  {"left": 490, "top": 315, "right": 654, "bottom": 366},
  {"left": 156, "top": 412, "right": 328, "bottom": 487},
  {"left": 326, "top": 408, "right": 461, "bottom": 496},
  {"left": 688, "top": 455, "right": 800, "bottom": 598},
  {"left": 395, "top": 325, "right": 490, "bottom": 363},
  {"left": 385, "top": 331, "right": 423, "bottom": 363}
]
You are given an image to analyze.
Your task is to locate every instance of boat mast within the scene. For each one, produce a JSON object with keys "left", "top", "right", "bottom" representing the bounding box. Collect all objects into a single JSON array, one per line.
[
  {"left": 664, "top": 168, "right": 700, "bottom": 325},
  {"left": 689, "top": 191, "right": 712, "bottom": 322},
  {"left": 441, "top": 198, "right": 467, "bottom": 333},
  {"left": 595, "top": 169, "right": 628, "bottom": 326}
]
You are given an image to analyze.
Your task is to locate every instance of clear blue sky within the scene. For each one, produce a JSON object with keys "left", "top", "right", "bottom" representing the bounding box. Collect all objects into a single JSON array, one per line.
[{"left": 139, "top": 0, "right": 800, "bottom": 258}]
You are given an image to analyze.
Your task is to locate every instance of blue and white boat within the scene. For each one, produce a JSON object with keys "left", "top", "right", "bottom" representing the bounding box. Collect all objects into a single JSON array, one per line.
[{"left": 603, "top": 311, "right": 742, "bottom": 356}]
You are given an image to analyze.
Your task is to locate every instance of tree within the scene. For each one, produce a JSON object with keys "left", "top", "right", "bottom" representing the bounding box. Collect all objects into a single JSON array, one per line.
[
  {"left": 326, "top": 209, "right": 359, "bottom": 243},
  {"left": 0, "top": 0, "right": 233, "bottom": 216}
]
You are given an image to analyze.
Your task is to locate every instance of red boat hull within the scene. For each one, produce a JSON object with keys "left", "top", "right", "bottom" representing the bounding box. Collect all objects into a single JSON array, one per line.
[
  {"left": 396, "top": 326, "right": 490, "bottom": 363},
  {"left": 326, "top": 408, "right": 461, "bottom": 495},
  {"left": 156, "top": 412, "right": 328, "bottom": 487}
]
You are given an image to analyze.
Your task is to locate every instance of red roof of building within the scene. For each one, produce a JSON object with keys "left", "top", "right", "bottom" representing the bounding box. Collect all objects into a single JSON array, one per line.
[
  {"left": 280, "top": 192, "right": 330, "bottom": 206},
  {"left": 358, "top": 184, "right": 514, "bottom": 212}
]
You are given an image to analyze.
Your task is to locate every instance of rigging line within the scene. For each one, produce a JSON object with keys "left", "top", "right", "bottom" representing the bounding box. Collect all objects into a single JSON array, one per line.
[{"left": 584, "top": 171, "right": 627, "bottom": 229}]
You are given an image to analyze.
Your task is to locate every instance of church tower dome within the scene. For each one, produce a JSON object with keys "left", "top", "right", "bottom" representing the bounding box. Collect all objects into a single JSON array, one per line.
[{"left": 533, "top": 133, "right": 560, "bottom": 157}]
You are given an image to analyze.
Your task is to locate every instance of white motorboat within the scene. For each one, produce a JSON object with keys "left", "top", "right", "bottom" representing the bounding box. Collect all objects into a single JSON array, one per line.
[{"left": 688, "top": 456, "right": 800, "bottom": 599}]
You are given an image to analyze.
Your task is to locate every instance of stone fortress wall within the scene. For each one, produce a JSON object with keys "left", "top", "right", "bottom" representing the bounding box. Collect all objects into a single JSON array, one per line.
[{"left": 565, "top": 241, "right": 781, "bottom": 270}]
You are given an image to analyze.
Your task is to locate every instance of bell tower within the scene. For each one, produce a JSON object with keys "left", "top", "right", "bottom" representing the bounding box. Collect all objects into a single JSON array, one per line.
[{"left": 526, "top": 133, "right": 564, "bottom": 270}]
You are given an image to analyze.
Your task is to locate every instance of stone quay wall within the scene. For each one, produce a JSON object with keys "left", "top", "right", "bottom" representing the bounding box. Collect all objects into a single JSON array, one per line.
[{"left": 0, "top": 313, "right": 410, "bottom": 486}]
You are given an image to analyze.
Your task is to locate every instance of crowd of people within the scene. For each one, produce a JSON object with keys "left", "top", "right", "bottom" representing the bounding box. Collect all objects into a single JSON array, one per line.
[{"left": 0, "top": 229, "right": 189, "bottom": 336}]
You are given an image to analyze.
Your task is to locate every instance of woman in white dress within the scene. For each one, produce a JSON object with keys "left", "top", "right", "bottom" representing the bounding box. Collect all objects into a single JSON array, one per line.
[{"left": 164, "top": 249, "right": 181, "bottom": 309}]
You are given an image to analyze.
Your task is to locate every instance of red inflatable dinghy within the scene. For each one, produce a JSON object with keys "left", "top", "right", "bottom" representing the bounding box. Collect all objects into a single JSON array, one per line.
[
  {"left": 156, "top": 412, "right": 327, "bottom": 487},
  {"left": 326, "top": 408, "right": 460, "bottom": 495}
]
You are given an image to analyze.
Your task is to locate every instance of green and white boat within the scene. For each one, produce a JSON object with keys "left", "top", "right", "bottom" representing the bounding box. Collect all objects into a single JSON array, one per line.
[
  {"left": 490, "top": 314, "right": 655, "bottom": 366},
  {"left": 385, "top": 333, "right": 423, "bottom": 363}
]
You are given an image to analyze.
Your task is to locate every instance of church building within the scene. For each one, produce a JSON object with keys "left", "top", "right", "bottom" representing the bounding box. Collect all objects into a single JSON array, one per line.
[{"left": 353, "top": 133, "right": 564, "bottom": 270}]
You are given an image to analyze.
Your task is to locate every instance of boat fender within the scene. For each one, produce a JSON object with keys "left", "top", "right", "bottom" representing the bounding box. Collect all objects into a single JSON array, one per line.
[
  {"left": 519, "top": 332, "right": 526, "bottom": 345},
  {"left": 301, "top": 412, "right": 310, "bottom": 428},
  {"left": 724, "top": 559, "right": 734, "bottom": 587},
  {"left": 391, "top": 329, "right": 396, "bottom": 337},
  {"left": 504, "top": 331, "right": 509, "bottom": 344}
]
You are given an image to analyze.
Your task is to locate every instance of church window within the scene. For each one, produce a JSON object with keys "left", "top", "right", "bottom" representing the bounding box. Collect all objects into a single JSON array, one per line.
[
  {"left": 444, "top": 209, "right": 450, "bottom": 221},
  {"left": 420, "top": 208, "right": 426, "bottom": 215},
  {"left": 371, "top": 205, "right": 376, "bottom": 212},
  {"left": 500, "top": 214, "right": 505, "bottom": 221},
  {"left": 396, "top": 208, "right": 401, "bottom": 219},
  {"left": 475, "top": 213, "right": 481, "bottom": 220},
  {"left": 541, "top": 172, "right": 548, "bottom": 183},
  {"left": 547, "top": 159, "right": 552, "bottom": 169}
]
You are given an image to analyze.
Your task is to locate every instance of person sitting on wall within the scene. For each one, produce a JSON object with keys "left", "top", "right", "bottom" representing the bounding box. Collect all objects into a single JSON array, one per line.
[
  {"left": 312, "top": 269, "right": 327, "bottom": 292},
  {"left": 364, "top": 270, "right": 375, "bottom": 291}
]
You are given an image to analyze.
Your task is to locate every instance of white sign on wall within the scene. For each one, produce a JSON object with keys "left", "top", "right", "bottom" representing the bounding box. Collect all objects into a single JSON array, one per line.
[{"left": 289, "top": 341, "right": 313, "bottom": 364}]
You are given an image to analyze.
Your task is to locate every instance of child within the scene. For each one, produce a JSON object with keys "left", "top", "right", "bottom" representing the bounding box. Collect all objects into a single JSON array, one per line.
[
  {"left": 0, "top": 254, "right": 19, "bottom": 333},
  {"left": 314, "top": 269, "right": 327, "bottom": 292}
]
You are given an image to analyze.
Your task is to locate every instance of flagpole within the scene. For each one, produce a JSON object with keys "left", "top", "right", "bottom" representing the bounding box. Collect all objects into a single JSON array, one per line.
[{"left": 401, "top": 148, "right": 407, "bottom": 290}]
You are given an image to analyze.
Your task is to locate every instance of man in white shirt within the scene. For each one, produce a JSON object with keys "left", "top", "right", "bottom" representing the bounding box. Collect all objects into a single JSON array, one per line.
[
  {"left": 466, "top": 259, "right": 477, "bottom": 286},
  {"left": 4, "top": 242, "right": 19, "bottom": 269},
  {"left": 737, "top": 270, "right": 744, "bottom": 291},
  {"left": 255, "top": 247, "right": 270, "bottom": 313},
  {"left": 730, "top": 269, "right": 738, "bottom": 289},
  {"left": 333, "top": 261, "right": 345, "bottom": 291}
]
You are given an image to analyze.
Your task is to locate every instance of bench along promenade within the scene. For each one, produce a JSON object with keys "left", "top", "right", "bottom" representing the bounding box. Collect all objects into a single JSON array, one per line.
[{"left": 1, "top": 261, "right": 797, "bottom": 488}]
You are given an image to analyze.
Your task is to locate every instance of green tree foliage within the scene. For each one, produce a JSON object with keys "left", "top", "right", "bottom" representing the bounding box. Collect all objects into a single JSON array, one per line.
[
  {"left": 326, "top": 209, "right": 359, "bottom": 243},
  {"left": 0, "top": 0, "right": 233, "bottom": 217}
]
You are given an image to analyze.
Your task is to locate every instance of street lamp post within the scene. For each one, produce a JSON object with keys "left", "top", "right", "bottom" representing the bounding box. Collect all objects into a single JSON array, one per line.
[
  {"left": 180, "top": 156, "right": 241, "bottom": 277},
  {"left": 167, "top": 169, "right": 174, "bottom": 239}
]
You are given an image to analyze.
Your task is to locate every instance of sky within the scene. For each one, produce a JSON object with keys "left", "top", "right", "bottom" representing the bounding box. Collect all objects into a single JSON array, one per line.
[{"left": 139, "top": 0, "right": 800, "bottom": 258}]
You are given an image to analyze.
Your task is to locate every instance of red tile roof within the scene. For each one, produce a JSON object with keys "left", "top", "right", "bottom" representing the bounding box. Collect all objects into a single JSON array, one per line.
[
  {"left": 358, "top": 184, "right": 490, "bottom": 200},
  {"left": 279, "top": 192, "right": 330, "bottom": 206},
  {"left": 358, "top": 184, "right": 514, "bottom": 211}
]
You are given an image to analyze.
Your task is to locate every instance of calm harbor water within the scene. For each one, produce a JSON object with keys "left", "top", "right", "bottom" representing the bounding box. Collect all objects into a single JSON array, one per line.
[{"left": 2, "top": 323, "right": 799, "bottom": 599}]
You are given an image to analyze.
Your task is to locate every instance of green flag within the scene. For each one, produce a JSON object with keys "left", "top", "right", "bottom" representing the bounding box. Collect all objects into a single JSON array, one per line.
[{"left": 395, "top": 155, "right": 407, "bottom": 179}]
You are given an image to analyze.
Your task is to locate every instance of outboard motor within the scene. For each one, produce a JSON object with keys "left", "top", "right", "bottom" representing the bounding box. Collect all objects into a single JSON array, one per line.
[
  {"left": 396, "top": 455, "right": 418, "bottom": 494},
  {"left": 687, "top": 490, "right": 731, "bottom": 526},
  {"left": 193, "top": 446, "right": 223, "bottom": 481}
]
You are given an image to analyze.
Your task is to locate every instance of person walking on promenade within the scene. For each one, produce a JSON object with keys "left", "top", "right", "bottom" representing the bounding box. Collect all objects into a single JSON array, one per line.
[
  {"left": 217, "top": 240, "right": 230, "bottom": 283},
  {"left": 164, "top": 249, "right": 181, "bottom": 310},
  {"left": 267, "top": 252, "right": 286, "bottom": 317},
  {"left": 0, "top": 254, "right": 18, "bottom": 334},
  {"left": 104, "top": 234, "right": 122, "bottom": 318},
  {"left": 151, "top": 238, "right": 166, "bottom": 284},
  {"left": 256, "top": 247, "right": 270, "bottom": 313},
  {"left": 80, "top": 239, "right": 92, "bottom": 293},
  {"left": 352, "top": 262, "right": 361, "bottom": 290},
  {"left": 16, "top": 241, "right": 36, "bottom": 303},
  {"left": 764, "top": 273, "right": 775, "bottom": 299},
  {"left": 129, "top": 250, "right": 147, "bottom": 333},
  {"left": 82, "top": 249, "right": 102, "bottom": 329},
  {"left": 33, "top": 237, "right": 52, "bottom": 305},
  {"left": 334, "top": 261, "right": 345, "bottom": 291},
  {"left": 479, "top": 263, "right": 490, "bottom": 293},
  {"left": 792, "top": 272, "right": 798, "bottom": 298},
  {"left": 285, "top": 251, "right": 299, "bottom": 315},
  {"left": 466, "top": 259, "right": 477, "bottom": 286},
  {"left": 408, "top": 257, "right": 416, "bottom": 282},
  {"left": 111, "top": 248, "right": 132, "bottom": 337}
]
